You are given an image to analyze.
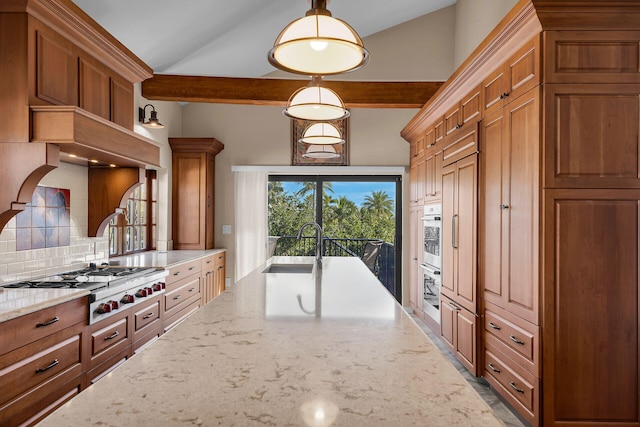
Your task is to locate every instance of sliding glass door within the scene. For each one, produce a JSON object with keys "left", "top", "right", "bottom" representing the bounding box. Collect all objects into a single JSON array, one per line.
[{"left": 268, "top": 175, "right": 402, "bottom": 301}]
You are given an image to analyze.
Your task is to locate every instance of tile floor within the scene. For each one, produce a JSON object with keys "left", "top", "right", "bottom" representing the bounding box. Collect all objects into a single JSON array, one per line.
[{"left": 408, "top": 312, "right": 528, "bottom": 427}]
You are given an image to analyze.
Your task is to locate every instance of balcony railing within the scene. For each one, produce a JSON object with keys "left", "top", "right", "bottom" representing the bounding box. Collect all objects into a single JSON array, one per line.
[{"left": 271, "top": 236, "right": 396, "bottom": 297}]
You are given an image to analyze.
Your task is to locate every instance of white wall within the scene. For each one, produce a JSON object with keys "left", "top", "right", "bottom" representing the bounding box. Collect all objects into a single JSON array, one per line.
[{"left": 453, "top": 0, "right": 519, "bottom": 68}]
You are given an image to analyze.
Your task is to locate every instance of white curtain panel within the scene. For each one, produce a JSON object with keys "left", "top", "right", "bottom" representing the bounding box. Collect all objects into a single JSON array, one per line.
[{"left": 234, "top": 170, "right": 268, "bottom": 280}]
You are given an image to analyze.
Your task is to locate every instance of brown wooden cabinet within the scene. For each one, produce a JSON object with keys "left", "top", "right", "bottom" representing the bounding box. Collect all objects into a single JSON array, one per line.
[
  {"left": 403, "top": 2, "right": 640, "bottom": 425},
  {"left": 0, "top": 298, "right": 87, "bottom": 427},
  {"left": 441, "top": 153, "right": 477, "bottom": 314},
  {"left": 169, "top": 138, "right": 224, "bottom": 250},
  {"left": 201, "top": 251, "right": 226, "bottom": 305},
  {"left": 440, "top": 152, "right": 478, "bottom": 375},
  {"left": 440, "top": 294, "right": 478, "bottom": 375},
  {"left": 480, "top": 89, "right": 540, "bottom": 325},
  {"left": 408, "top": 206, "right": 423, "bottom": 318},
  {"left": 444, "top": 85, "right": 482, "bottom": 140},
  {"left": 163, "top": 259, "right": 202, "bottom": 332}
]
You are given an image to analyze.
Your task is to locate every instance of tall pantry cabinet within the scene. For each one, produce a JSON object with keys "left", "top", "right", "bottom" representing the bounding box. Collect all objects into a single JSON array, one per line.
[
  {"left": 169, "top": 138, "right": 224, "bottom": 250},
  {"left": 401, "top": 1, "right": 640, "bottom": 426}
]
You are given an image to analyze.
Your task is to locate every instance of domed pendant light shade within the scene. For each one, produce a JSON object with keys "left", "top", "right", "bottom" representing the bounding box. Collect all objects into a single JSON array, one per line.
[
  {"left": 300, "top": 122, "right": 345, "bottom": 145},
  {"left": 268, "top": 0, "right": 369, "bottom": 75},
  {"left": 284, "top": 76, "right": 349, "bottom": 121},
  {"left": 303, "top": 144, "right": 340, "bottom": 159}
]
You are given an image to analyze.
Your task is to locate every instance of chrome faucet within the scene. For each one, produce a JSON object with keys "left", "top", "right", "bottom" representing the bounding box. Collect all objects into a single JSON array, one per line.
[{"left": 297, "top": 221, "right": 323, "bottom": 263}]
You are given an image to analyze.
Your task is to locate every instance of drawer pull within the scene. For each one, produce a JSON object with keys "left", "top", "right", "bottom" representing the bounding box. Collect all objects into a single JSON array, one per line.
[
  {"left": 36, "top": 316, "right": 59, "bottom": 328},
  {"left": 189, "top": 267, "right": 195, "bottom": 271},
  {"left": 509, "top": 381, "right": 525, "bottom": 394},
  {"left": 188, "top": 288, "right": 195, "bottom": 293},
  {"left": 206, "top": 260, "right": 212, "bottom": 264},
  {"left": 173, "top": 271, "right": 181, "bottom": 276},
  {"left": 487, "top": 363, "right": 501, "bottom": 373},
  {"left": 35, "top": 359, "right": 59, "bottom": 373},
  {"left": 105, "top": 331, "right": 120, "bottom": 341},
  {"left": 173, "top": 295, "right": 182, "bottom": 300},
  {"left": 143, "top": 312, "right": 155, "bottom": 319},
  {"left": 447, "top": 302, "right": 461, "bottom": 311},
  {"left": 488, "top": 322, "right": 501, "bottom": 330},
  {"left": 509, "top": 335, "right": 525, "bottom": 345}
]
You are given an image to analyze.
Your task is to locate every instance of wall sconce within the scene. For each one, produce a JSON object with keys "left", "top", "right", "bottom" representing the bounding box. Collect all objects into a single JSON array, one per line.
[{"left": 138, "top": 104, "right": 164, "bottom": 129}]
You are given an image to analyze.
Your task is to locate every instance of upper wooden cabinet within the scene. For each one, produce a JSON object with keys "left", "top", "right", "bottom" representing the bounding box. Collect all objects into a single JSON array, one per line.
[
  {"left": 444, "top": 85, "right": 482, "bottom": 139},
  {"left": 169, "top": 138, "right": 224, "bottom": 250},
  {"left": 0, "top": 1, "right": 155, "bottom": 232},
  {"left": 482, "top": 36, "right": 540, "bottom": 116}
]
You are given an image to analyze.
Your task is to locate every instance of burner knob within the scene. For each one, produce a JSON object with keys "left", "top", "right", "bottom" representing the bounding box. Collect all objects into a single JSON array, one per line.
[
  {"left": 135, "top": 288, "right": 148, "bottom": 298},
  {"left": 96, "top": 303, "right": 111, "bottom": 314},
  {"left": 121, "top": 294, "right": 134, "bottom": 304},
  {"left": 145, "top": 286, "right": 153, "bottom": 295},
  {"left": 152, "top": 283, "right": 162, "bottom": 292},
  {"left": 108, "top": 300, "right": 119, "bottom": 310}
]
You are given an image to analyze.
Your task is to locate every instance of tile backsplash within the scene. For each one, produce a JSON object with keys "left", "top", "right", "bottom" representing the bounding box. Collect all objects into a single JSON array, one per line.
[{"left": 0, "top": 163, "right": 109, "bottom": 285}]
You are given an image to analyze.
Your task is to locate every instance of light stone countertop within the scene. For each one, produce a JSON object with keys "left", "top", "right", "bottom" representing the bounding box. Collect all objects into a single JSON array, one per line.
[
  {"left": 0, "top": 288, "right": 89, "bottom": 322},
  {"left": 109, "top": 249, "right": 226, "bottom": 268},
  {"left": 37, "top": 256, "right": 504, "bottom": 427}
]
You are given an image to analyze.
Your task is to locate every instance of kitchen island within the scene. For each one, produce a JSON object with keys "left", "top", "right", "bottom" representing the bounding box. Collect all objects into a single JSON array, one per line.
[{"left": 37, "top": 256, "right": 503, "bottom": 426}]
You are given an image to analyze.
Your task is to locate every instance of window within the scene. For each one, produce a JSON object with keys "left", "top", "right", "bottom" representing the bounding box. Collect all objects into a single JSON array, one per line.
[
  {"left": 268, "top": 175, "right": 402, "bottom": 300},
  {"left": 109, "top": 170, "right": 157, "bottom": 256}
]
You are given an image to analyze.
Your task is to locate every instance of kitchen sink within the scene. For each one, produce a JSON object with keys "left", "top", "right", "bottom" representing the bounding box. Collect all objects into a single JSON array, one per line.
[{"left": 262, "top": 263, "right": 314, "bottom": 274}]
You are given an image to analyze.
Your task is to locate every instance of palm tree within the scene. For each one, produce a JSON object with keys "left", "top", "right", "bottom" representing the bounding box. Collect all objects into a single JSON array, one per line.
[
  {"left": 294, "top": 181, "right": 334, "bottom": 199},
  {"left": 362, "top": 191, "right": 394, "bottom": 217},
  {"left": 331, "top": 196, "right": 357, "bottom": 221}
]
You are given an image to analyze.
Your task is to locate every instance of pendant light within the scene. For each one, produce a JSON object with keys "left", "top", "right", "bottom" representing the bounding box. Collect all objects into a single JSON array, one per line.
[
  {"left": 299, "top": 122, "right": 345, "bottom": 145},
  {"left": 268, "top": 0, "right": 369, "bottom": 75},
  {"left": 303, "top": 144, "right": 340, "bottom": 159},
  {"left": 284, "top": 76, "right": 349, "bottom": 121}
]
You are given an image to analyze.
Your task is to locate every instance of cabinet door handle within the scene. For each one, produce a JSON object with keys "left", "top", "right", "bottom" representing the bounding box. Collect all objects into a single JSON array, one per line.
[
  {"left": 447, "top": 302, "right": 461, "bottom": 311},
  {"left": 189, "top": 267, "right": 196, "bottom": 271},
  {"left": 509, "top": 335, "right": 525, "bottom": 345},
  {"left": 500, "top": 92, "right": 510, "bottom": 100},
  {"left": 104, "top": 331, "right": 120, "bottom": 341},
  {"left": 488, "top": 322, "right": 501, "bottom": 330},
  {"left": 173, "top": 295, "right": 182, "bottom": 300},
  {"left": 143, "top": 312, "right": 155, "bottom": 319},
  {"left": 499, "top": 204, "right": 510, "bottom": 210},
  {"left": 487, "top": 363, "right": 501, "bottom": 373},
  {"left": 36, "top": 316, "right": 59, "bottom": 328},
  {"left": 452, "top": 214, "right": 458, "bottom": 249},
  {"left": 35, "top": 359, "right": 59, "bottom": 373},
  {"left": 509, "top": 382, "right": 525, "bottom": 394},
  {"left": 455, "top": 124, "right": 462, "bottom": 130},
  {"left": 206, "top": 260, "right": 212, "bottom": 264}
]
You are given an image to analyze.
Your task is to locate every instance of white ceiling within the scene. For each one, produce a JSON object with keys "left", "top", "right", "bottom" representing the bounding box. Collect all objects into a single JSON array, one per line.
[{"left": 72, "top": 0, "right": 456, "bottom": 78}]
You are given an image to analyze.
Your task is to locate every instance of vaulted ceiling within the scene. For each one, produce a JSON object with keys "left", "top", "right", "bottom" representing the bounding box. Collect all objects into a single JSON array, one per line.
[{"left": 72, "top": 0, "right": 455, "bottom": 106}]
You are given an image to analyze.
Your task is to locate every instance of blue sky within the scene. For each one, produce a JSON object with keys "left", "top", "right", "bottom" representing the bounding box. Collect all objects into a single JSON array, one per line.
[{"left": 280, "top": 181, "right": 395, "bottom": 208}]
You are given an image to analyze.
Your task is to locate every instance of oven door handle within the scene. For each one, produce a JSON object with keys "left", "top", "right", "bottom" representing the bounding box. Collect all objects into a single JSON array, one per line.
[
  {"left": 421, "top": 216, "right": 441, "bottom": 222},
  {"left": 452, "top": 214, "right": 458, "bottom": 249}
]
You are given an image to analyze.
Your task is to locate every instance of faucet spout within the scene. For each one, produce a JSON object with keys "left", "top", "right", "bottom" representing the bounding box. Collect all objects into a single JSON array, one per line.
[{"left": 296, "top": 221, "right": 323, "bottom": 263}]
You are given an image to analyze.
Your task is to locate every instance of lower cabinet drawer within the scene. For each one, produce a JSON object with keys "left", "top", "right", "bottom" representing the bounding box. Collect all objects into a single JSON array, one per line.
[
  {"left": 164, "top": 277, "right": 200, "bottom": 314},
  {"left": 88, "top": 312, "right": 131, "bottom": 371},
  {"left": 483, "top": 347, "right": 539, "bottom": 426},
  {"left": 0, "top": 323, "right": 83, "bottom": 408},
  {"left": 134, "top": 297, "right": 161, "bottom": 332},
  {"left": 163, "top": 299, "right": 200, "bottom": 332},
  {"left": 0, "top": 373, "right": 82, "bottom": 427},
  {"left": 91, "top": 317, "right": 128, "bottom": 355}
]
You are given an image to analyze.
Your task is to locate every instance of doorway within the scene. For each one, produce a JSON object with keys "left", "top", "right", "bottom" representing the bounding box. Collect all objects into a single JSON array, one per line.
[{"left": 267, "top": 175, "right": 402, "bottom": 301}]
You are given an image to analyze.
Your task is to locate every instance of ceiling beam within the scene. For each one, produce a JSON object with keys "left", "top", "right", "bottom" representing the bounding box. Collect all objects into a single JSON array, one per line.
[{"left": 141, "top": 75, "right": 443, "bottom": 108}]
